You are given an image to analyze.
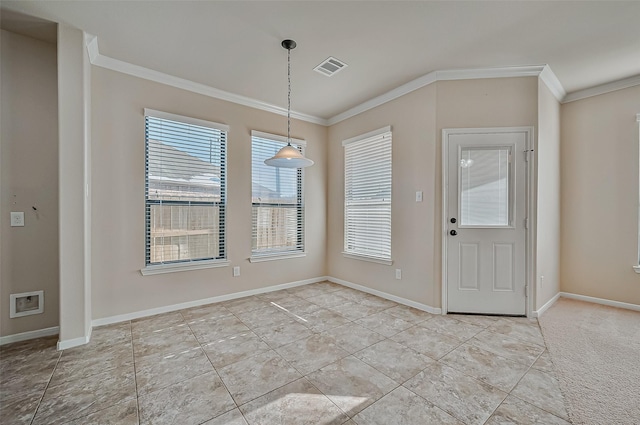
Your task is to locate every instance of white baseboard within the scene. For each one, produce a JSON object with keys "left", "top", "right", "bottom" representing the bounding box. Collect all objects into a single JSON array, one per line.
[
  {"left": 559, "top": 292, "right": 640, "bottom": 312},
  {"left": 0, "top": 326, "right": 59, "bottom": 346},
  {"left": 57, "top": 335, "right": 90, "bottom": 350},
  {"left": 92, "top": 276, "right": 328, "bottom": 327},
  {"left": 57, "top": 326, "right": 92, "bottom": 351},
  {"left": 532, "top": 292, "right": 561, "bottom": 318},
  {"left": 327, "top": 276, "right": 442, "bottom": 315}
]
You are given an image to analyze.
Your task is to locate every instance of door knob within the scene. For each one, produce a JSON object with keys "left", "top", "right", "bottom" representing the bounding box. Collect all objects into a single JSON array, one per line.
[
  {"left": 450, "top": 230, "right": 457, "bottom": 236},
  {"left": 450, "top": 218, "right": 457, "bottom": 223}
]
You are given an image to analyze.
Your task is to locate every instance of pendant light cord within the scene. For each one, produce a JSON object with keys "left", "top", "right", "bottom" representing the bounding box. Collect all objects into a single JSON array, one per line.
[{"left": 287, "top": 46, "right": 292, "bottom": 146}]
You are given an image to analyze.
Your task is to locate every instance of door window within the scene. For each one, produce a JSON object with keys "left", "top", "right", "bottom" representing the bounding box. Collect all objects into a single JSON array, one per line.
[{"left": 459, "top": 147, "right": 511, "bottom": 227}]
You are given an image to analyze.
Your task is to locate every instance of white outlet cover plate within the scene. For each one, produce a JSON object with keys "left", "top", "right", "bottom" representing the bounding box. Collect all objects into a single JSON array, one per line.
[{"left": 10, "top": 212, "right": 25, "bottom": 227}]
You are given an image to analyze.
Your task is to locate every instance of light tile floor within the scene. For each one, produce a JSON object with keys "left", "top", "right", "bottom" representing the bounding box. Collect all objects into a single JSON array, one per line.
[{"left": 0, "top": 281, "right": 570, "bottom": 425}]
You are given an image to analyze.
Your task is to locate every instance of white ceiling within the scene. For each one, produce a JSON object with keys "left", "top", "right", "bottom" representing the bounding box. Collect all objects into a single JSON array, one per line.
[{"left": 2, "top": 1, "right": 639, "bottom": 120}]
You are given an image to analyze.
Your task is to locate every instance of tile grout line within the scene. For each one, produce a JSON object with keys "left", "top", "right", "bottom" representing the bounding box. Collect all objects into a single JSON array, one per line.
[
  {"left": 475, "top": 326, "right": 521, "bottom": 425},
  {"left": 285, "top": 294, "right": 408, "bottom": 419},
  {"left": 27, "top": 327, "right": 138, "bottom": 425},
  {"left": 28, "top": 345, "right": 63, "bottom": 425},
  {"left": 349, "top": 336, "right": 432, "bottom": 385},
  {"left": 131, "top": 318, "right": 209, "bottom": 413},
  {"left": 506, "top": 343, "right": 572, "bottom": 424},
  {"left": 180, "top": 309, "right": 243, "bottom": 424},
  {"left": 222, "top": 297, "right": 329, "bottom": 409},
  {"left": 203, "top": 289, "right": 400, "bottom": 420},
  {"left": 479, "top": 319, "right": 564, "bottom": 425},
  {"left": 128, "top": 320, "right": 142, "bottom": 425},
  {"left": 527, "top": 327, "right": 574, "bottom": 423},
  {"left": 401, "top": 320, "right": 511, "bottom": 425},
  {"left": 300, "top": 375, "right": 358, "bottom": 422},
  {"left": 508, "top": 392, "right": 572, "bottom": 423},
  {"left": 479, "top": 391, "right": 510, "bottom": 425},
  {"left": 342, "top": 314, "right": 468, "bottom": 421},
  {"left": 439, "top": 317, "right": 569, "bottom": 424}
]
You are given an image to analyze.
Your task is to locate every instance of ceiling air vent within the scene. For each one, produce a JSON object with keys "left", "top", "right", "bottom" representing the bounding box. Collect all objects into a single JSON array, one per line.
[{"left": 314, "top": 56, "right": 348, "bottom": 77}]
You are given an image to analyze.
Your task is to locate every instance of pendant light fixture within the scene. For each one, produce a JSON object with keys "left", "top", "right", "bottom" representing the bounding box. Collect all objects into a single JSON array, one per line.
[{"left": 264, "top": 39, "right": 314, "bottom": 168}]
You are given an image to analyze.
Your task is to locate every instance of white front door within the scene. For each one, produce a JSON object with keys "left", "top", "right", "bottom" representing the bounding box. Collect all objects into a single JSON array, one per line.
[{"left": 444, "top": 128, "right": 529, "bottom": 315}]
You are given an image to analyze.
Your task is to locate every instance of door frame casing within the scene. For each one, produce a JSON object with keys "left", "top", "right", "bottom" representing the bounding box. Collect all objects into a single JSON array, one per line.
[{"left": 441, "top": 127, "right": 535, "bottom": 317}]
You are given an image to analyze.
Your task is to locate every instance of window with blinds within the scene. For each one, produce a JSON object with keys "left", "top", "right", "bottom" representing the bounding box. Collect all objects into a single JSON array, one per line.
[
  {"left": 251, "top": 131, "right": 305, "bottom": 257},
  {"left": 144, "top": 109, "right": 228, "bottom": 266},
  {"left": 343, "top": 127, "right": 392, "bottom": 262}
]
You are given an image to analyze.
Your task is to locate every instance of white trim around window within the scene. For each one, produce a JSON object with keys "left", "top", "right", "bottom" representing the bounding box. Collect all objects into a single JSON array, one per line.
[
  {"left": 343, "top": 126, "right": 393, "bottom": 263},
  {"left": 342, "top": 252, "right": 393, "bottom": 266},
  {"left": 250, "top": 130, "right": 306, "bottom": 262},
  {"left": 143, "top": 109, "right": 230, "bottom": 133},
  {"left": 142, "top": 109, "right": 228, "bottom": 275},
  {"left": 251, "top": 130, "right": 305, "bottom": 147},
  {"left": 342, "top": 126, "right": 391, "bottom": 146},
  {"left": 141, "top": 259, "right": 230, "bottom": 276},
  {"left": 249, "top": 252, "right": 307, "bottom": 263}
]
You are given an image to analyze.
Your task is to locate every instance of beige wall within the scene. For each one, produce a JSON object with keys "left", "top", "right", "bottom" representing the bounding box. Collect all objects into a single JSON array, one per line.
[
  {"left": 328, "top": 85, "right": 438, "bottom": 306},
  {"left": 561, "top": 85, "right": 640, "bottom": 305},
  {"left": 535, "top": 80, "right": 561, "bottom": 310},
  {"left": 327, "top": 77, "right": 538, "bottom": 309},
  {"left": 90, "top": 67, "right": 327, "bottom": 320},
  {"left": 435, "top": 77, "right": 539, "bottom": 309},
  {"left": 0, "top": 30, "right": 59, "bottom": 337}
]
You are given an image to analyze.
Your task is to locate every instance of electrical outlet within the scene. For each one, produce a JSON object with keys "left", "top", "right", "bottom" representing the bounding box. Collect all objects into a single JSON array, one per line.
[
  {"left": 233, "top": 266, "right": 240, "bottom": 277},
  {"left": 10, "top": 212, "right": 24, "bottom": 227},
  {"left": 395, "top": 269, "right": 402, "bottom": 280}
]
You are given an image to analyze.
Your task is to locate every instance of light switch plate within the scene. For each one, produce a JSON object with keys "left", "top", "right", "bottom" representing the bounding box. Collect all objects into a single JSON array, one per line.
[
  {"left": 233, "top": 266, "right": 240, "bottom": 277},
  {"left": 415, "top": 191, "right": 423, "bottom": 202},
  {"left": 10, "top": 212, "right": 24, "bottom": 227}
]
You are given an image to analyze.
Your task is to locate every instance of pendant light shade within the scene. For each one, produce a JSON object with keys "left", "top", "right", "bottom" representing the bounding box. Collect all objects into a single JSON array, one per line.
[
  {"left": 264, "top": 144, "right": 313, "bottom": 167},
  {"left": 265, "top": 39, "right": 314, "bottom": 168}
]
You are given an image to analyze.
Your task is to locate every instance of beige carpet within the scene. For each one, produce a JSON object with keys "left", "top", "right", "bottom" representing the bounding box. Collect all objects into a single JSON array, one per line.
[{"left": 539, "top": 298, "right": 640, "bottom": 425}]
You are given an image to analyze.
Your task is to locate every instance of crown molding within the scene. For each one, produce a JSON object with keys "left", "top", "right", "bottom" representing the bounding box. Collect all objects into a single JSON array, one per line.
[
  {"left": 85, "top": 33, "right": 99, "bottom": 61},
  {"left": 85, "top": 36, "right": 637, "bottom": 127},
  {"left": 563, "top": 74, "right": 640, "bottom": 104},
  {"left": 328, "top": 65, "right": 557, "bottom": 125},
  {"left": 84, "top": 36, "right": 328, "bottom": 126},
  {"left": 539, "top": 65, "right": 566, "bottom": 101},
  {"left": 436, "top": 65, "right": 545, "bottom": 81},
  {"left": 86, "top": 36, "right": 570, "bottom": 128},
  {"left": 327, "top": 71, "right": 438, "bottom": 126}
]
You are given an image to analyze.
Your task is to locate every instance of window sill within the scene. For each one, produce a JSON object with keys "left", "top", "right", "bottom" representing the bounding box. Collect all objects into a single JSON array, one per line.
[
  {"left": 633, "top": 265, "right": 640, "bottom": 274},
  {"left": 141, "top": 259, "right": 230, "bottom": 276},
  {"left": 342, "top": 252, "right": 393, "bottom": 266},
  {"left": 249, "top": 252, "right": 306, "bottom": 263}
]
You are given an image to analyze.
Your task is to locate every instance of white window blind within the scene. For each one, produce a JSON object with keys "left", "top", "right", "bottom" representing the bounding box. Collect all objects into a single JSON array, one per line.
[
  {"left": 459, "top": 147, "right": 511, "bottom": 226},
  {"left": 144, "top": 109, "right": 228, "bottom": 266},
  {"left": 343, "top": 127, "right": 392, "bottom": 261},
  {"left": 251, "top": 131, "right": 305, "bottom": 257}
]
